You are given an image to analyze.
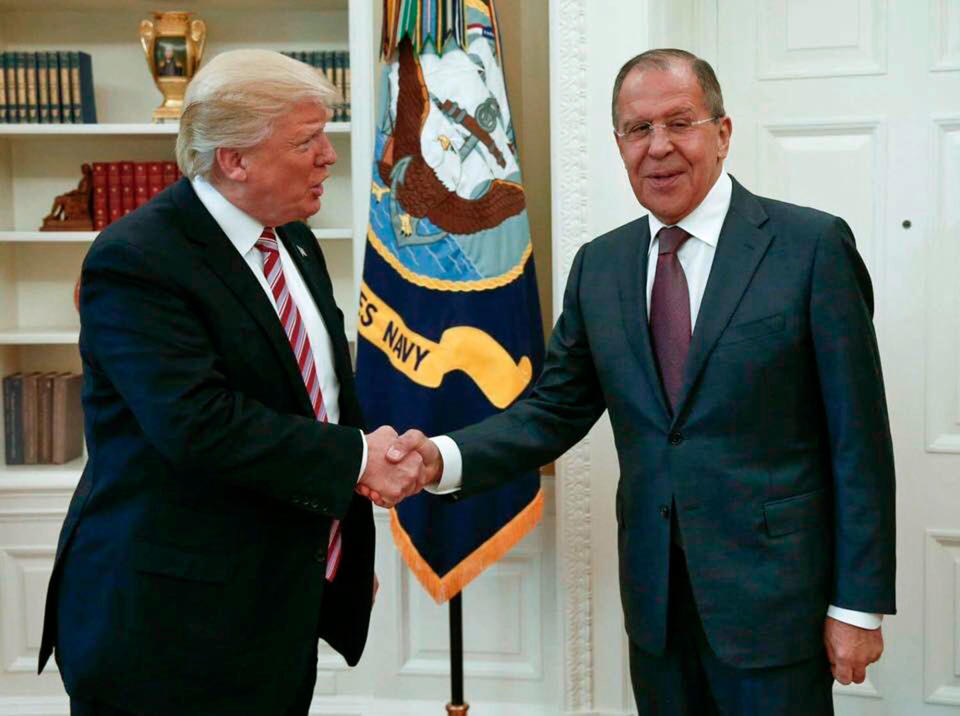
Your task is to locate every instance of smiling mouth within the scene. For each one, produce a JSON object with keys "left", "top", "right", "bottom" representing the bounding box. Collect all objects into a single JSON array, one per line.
[{"left": 645, "top": 172, "right": 682, "bottom": 188}]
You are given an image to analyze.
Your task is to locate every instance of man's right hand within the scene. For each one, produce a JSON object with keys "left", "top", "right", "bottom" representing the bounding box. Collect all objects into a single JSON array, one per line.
[
  {"left": 357, "top": 426, "right": 433, "bottom": 508},
  {"left": 356, "top": 428, "right": 443, "bottom": 508}
]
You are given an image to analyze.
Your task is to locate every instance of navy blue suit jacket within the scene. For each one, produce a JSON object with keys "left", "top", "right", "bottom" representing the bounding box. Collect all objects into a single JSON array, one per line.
[
  {"left": 450, "top": 178, "right": 896, "bottom": 668},
  {"left": 38, "top": 179, "right": 375, "bottom": 714}
]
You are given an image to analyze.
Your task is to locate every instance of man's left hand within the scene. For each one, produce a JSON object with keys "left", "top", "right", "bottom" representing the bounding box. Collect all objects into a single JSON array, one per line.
[{"left": 824, "top": 616, "right": 883, "bottom": 685}]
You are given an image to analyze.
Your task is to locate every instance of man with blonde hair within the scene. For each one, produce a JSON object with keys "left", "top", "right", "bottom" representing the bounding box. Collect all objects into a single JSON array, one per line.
[{"left": 38, "top": 50, "right": 428, "bottom": 715}]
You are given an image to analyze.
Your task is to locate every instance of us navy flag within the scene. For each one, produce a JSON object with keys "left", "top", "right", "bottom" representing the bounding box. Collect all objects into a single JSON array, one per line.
[{"left": 356, "top": 0, "right": 544, "bottom": 602}]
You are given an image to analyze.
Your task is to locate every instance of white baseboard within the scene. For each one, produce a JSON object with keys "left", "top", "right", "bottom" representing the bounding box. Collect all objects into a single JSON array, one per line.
[
  {"left": 0, "top": 696, "right": 633, "bottom": 716},
  {"left": 0, "top": 697, "right": 69, "bottom": 716}
]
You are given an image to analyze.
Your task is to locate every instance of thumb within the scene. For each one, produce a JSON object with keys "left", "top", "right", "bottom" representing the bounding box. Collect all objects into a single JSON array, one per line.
[{"left": 386, "top": 429, "right": 426, "bottom": 462}]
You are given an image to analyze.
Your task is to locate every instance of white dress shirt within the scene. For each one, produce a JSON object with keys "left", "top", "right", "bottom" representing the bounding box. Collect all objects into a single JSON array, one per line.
[
  {"left": 428, "top": 171, "right": 881, "bottom": 629},
  {"left": 192, "top": 176, "right": 367, "bottom": 478}
]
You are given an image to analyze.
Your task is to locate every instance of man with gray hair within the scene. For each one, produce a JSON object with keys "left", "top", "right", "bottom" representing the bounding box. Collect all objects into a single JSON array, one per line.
[
  {"left": 385, "top": 48, "right": 896, "bottom": 713},
  {"left": 38, "top": 50, "right": 428, "bottom": 715}
]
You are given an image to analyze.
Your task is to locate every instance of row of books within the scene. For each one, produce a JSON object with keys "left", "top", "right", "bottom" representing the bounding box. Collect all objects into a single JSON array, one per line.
[
  {"left": 3, "top": 372, "right": 84, "bottom": 466},
  {"left": 0, "top": 51, "right": 97, "bottom": 124},
  {"left": 93, "top": 161, "right": 182, "bottom": 229},
  {"left": 282, "top": 50, "right": 351, "bottom": 121}
]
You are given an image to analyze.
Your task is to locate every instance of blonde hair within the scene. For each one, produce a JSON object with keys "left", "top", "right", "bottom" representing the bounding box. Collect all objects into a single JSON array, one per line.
[{"left": 176, "top": 49, "right": 340, "bottom": 179}]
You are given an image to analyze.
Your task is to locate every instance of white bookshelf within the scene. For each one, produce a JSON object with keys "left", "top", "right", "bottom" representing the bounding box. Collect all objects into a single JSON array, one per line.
[{"left": 0, "top": 121, "right": 352, "bottom": 135}]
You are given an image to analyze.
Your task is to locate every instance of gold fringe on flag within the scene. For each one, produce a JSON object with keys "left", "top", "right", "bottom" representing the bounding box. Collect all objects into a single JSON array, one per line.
[
  {"left": 380, "top": 0, "right": 502, "bottom": 63},
  {"left": 389, "top": 488, "right": 544, "bottom": 603}
]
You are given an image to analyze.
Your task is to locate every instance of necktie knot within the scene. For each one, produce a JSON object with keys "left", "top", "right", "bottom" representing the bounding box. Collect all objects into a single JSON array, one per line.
[
  {"left": 658, "top": 226, "right": 691, "bottom": 256},
  {"left": 255, "top": 227, "right": 279, "bottom": 254}
]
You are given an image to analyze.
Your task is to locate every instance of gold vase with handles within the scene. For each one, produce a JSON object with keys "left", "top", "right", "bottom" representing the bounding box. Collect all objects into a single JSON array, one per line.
[{"left": 139, "top": 11, "right": 207, "bottom": 123}]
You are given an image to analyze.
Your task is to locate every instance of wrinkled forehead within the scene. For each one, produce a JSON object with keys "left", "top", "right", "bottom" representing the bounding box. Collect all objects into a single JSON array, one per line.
[{"left": 616, "top": 64, "right": 706, "bottom": 121}]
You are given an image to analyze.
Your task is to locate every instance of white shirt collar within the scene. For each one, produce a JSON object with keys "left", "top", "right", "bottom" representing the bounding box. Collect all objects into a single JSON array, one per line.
[
  {"left": 646, "top": 171, "right": 733, "bottom": 254},
  {"left": 191, "top": 175, "right": 268, "bottom": 256}
]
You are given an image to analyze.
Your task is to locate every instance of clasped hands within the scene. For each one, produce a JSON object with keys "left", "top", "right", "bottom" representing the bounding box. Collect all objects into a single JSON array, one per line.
[{"left": 356, "top": 426, "right": 441, "bottom": 508}]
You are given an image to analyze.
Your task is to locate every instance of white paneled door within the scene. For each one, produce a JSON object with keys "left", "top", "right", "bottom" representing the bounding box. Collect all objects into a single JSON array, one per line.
[{"left": 715, "top": 0, "right": 960, "bottom": 713}]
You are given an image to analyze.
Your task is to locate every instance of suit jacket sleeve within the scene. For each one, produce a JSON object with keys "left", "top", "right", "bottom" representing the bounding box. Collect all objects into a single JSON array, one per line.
[
  {"left": 451, "top": 243, "right": 607, "bottom": 496},
  {"left": 810, "top": 217, "right": 896, "bottom": 614},
  {"left": 79, "top": 236, "right": 362, "bottom": 519}
]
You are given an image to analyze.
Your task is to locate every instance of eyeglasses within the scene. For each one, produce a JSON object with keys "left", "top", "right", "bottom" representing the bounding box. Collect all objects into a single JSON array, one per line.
[{"left": 614, "top": 116, "right": 722, "bottom": 143}]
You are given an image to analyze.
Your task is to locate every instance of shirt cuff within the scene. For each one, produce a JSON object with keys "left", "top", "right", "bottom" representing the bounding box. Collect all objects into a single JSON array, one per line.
[
  {"left": 356, "top": 429, "right": 368, "bottom": 484},
  {"left": 827, "top": 605, "right": 883, "bottom": 630},
  {"left": 424, "top": 435, "right": 462, "bottom": 494}
]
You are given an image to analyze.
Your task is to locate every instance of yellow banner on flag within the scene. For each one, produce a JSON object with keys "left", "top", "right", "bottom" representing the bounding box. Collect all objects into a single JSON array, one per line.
[{"left": 358, "top": 281, "right": 532, "bottom": 409}]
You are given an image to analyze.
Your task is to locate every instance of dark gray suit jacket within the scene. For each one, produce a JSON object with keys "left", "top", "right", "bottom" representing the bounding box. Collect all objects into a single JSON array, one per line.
[{"left": 451, "top": 177, "right": 896, "bottom": 669}]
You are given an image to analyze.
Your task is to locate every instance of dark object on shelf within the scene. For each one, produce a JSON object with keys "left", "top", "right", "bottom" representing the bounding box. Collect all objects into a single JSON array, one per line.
[
  {"left": 41, "top": 164, "right": 94, "bottom": 230},
  {"left": 3, "top": 373, "right": 24, "bottom": 465}
]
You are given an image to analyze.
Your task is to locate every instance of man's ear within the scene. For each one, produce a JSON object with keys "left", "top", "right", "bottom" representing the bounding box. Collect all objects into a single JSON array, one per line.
[{"left": 215, "top": 147, "right": 247, "bottom": 182}]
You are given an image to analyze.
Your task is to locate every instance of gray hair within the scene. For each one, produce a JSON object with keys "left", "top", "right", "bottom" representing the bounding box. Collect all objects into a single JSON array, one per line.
[
  {"left": 611, "top": 49, "right": 725, "bottom": 129},
  {"left": 176, "top": 49, "right": 340, "bottom": 179}
]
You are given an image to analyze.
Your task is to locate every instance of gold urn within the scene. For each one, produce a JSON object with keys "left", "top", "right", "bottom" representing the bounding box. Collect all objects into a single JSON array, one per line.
[{"left": 139, "top": 11, "right": 207, "bottom": 123}]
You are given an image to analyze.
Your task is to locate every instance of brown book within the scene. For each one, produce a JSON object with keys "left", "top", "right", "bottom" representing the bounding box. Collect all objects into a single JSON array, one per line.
[
  {"left": 36, "top": 372, "right": 56, "bottom": 463},
  {"left": 52, "top": 373, "right": 84, "bottom": 464},
  {"left": 20, "top": 372, "right": 40, "bottom": 464}
]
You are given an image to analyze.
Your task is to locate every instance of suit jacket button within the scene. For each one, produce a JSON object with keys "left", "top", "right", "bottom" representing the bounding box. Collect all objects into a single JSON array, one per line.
[
  {"left": 660, "top": 504, "right": 671, "bottom": 520},
  {"left": 668, "top": 431, "right": 684, "bottom": 446},
  {"left": 314, "top": 548, "right": 325, "bottom": 563}
]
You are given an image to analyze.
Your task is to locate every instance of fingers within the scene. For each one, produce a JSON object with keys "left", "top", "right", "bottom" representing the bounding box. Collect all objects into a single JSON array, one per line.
[
  {"left": 823, "top": 617, "right": 883, "bottom": 687},
  {"left": 831, "top": 662, "right": 854, "bottom": 685},
  {"left": 386, "top": 429, "right": 428, "bottom": 463}
]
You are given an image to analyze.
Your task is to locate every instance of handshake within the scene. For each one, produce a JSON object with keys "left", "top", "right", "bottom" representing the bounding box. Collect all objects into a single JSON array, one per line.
[{"left": 356, "top": 426, "right": 442, "bottom": 508}]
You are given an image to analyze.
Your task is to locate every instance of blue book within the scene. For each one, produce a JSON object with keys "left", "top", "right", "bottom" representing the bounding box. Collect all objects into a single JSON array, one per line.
[
  {"left": 0, "top": 52, "right": 8, "bottom": 123},
  {"left": 69, "top": 51, "right": 97, "bottom": 124},
  {"left": 3, "top": 374, "right": 24, "bottom": 465}
]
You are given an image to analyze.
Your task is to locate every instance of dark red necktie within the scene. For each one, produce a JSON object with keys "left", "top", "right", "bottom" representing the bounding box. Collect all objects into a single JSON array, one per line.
[
  {"left": 649, "top": 226, "right": 693, "bottom": 413},
  {"left": 255, "top": 228, "right": 342, "bottom": 581}
]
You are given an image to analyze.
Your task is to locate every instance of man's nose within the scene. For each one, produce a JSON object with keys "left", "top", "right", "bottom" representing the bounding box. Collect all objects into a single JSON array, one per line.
[
  {"left": 646, "top": 129, "right": 673, "bottom": 157},
  {"left": 316, "top": 136, "right": 337, "bottom": 165}
]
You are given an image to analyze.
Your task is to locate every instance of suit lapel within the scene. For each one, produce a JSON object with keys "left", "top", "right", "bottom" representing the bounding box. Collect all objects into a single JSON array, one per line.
[
  {"left": 276, "top": 224, "right": 355, "bottom": 390},
  {"left": 672, "top": 179, "right": 774, "bottom": 421},
  {"left": 170, "top": 180, "right": 315, "bottom": 417},
  {"left": 617, "top": 217, "right": 672, "bottom": 420}
]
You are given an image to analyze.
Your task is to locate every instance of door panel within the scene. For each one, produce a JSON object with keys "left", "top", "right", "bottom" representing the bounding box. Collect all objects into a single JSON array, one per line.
[{"left": 716, "top": 0, "right": 960, "bottom": 713}]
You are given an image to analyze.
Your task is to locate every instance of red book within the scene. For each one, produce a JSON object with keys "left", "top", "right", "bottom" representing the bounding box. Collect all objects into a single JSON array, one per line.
[
  {"left": 162, "top": 161, "right": 177, "bottom": 188},
  {"left": 106, "top": 162, "right": 122, "bottom": 226},
  {"left": 147, "top": 162, "right": 164, "bottom": 198},
  {"left": 134, "top": 162, "right": 148, "bottom": 204},
  {"left": 92, "top": 162, "right": 108, "bottom": 188},
  {"left": 93, "top": 205, "right": 108, "bottom": 230},
  {"left": 121, "top": 184, "right": 134, "bottom": 213},
  {"left": 120, "top": 161, "right": 133, "bottom": 181}
]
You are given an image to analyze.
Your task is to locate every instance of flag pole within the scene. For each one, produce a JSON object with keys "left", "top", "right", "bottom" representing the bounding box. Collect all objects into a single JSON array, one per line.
[{"left": 445, "top": 593, "right": 468, "bottom": 714}]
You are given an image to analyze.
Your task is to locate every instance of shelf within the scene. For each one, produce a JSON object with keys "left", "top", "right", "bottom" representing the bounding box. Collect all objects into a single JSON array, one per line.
[
  {"left": 0, "top": 232, "right": 95, "bottom": 243},
  {"left": 0, "top": 122, "right": 351, "bottom": 137},
  {"left": 0, "top": 328, "right": 79, "bottom": 345},
  {"left": 311, "top": 227, "right": 353, "bottom": 240},
  {"left": 0, "top": 229, "right": 352, "bottom": 242},
  {"left": 0, "top": 457, "right": 84, "bottom": 492},
  {"left": 0, "top": 0, "right": 347, "bottom": 10}
]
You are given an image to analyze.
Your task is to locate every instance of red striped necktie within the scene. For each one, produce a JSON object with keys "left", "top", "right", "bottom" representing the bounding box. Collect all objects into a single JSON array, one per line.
[{"left": 256, "top": 227, "right": 342, "bottom": 581}]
